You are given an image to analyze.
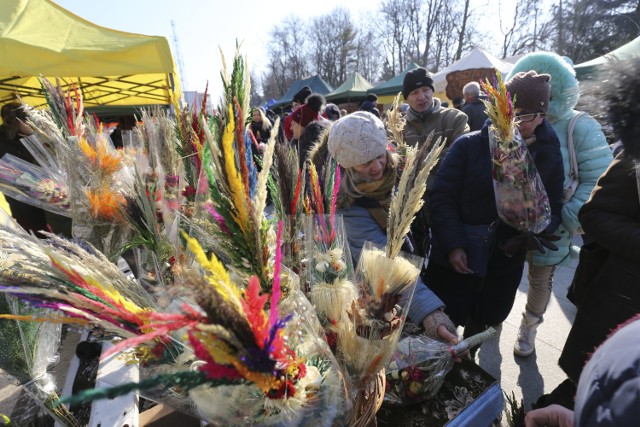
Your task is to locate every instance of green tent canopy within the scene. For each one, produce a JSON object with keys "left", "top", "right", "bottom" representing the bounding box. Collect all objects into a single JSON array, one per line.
[
  {"left": 368, "top": 63, "right": 423, "bottom": 103},
  {"left": 574, "top": 37, "right": 640, "bottom": 80},
  {"left": 325, "top": 72, "right": 373, "bottom": 103},
  {"left": 271, "top": 75, "right": 333, "bottom": 109},
  {"left": 0, "top": 0, "right": 180, "bottom": 109}
]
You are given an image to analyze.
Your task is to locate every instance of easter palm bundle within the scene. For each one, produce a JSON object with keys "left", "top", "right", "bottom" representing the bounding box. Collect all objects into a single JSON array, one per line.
[
  {"left": 385, "top": 328, "right": 497, "bottom": 405},
  {"left": 337, "top": 137, "right": 444, "bottom": 426},
  {"left": 304, "top": 160, "right": 357, "bottom": 350},
  {"left": 481, "top": 75, "right": 551, "bottom": 233}
]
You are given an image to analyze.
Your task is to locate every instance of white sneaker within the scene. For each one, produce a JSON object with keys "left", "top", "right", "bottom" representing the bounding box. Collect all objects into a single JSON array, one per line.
[{"left": 514, "top": 312, "right": 542, "bottom": 357}]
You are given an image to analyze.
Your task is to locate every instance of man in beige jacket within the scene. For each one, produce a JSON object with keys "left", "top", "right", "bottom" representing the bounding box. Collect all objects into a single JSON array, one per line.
[
  {"left": 402, "top": 67, "right": 469, "bottom": 256},
  {"left": 402, "top": 67, "right": 469, "bottom": 147}
]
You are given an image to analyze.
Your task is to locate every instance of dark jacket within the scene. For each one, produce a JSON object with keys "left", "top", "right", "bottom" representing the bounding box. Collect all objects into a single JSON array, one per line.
[
  {"left": 430, "top": 119, "right": 564, "bottom": 256},
  {"left": 461, "top": 96, "right": 488, "bottom": 132},
  {"left": 559, "top": 153, "right": 640, "bottom": 382},
  {"left": 250, "top": 121, "right": 272, "bottom": 144},
  {"left": 297, "top": 119, "right": 331, "bottom": 169},
  {"left": 424, "top": 119, "right": 564, "bottom": 326},
  {"left": 574, "top": 316, "right": 640, "bottom": 426}
]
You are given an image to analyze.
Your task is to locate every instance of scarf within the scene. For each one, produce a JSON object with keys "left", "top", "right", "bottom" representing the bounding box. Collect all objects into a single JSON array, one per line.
[{"left": 352, "top": 167, "right": 397, "bottom": 230}]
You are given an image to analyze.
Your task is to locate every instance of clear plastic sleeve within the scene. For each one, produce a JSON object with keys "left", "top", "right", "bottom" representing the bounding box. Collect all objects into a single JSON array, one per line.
[
  {"left": 0, "top": 153, "right": 70, "bottom": 216},
  {"left": 385, "top": 328, "right": 497, "bottom": 405},
  {"left": 0, "top": 295, "right": 79, "bottom": 426},
  {"left": 489, "top": 127, "right": 551, "bottom": 233},
  {"left": 304, "top": 215, "right": 357, "bottom": 331},
  {"left": 338, "top": 242, "right": 422, "bottom": 425},
  {"left": 189, "top": 289, "right": 351, "bottom": 426}
]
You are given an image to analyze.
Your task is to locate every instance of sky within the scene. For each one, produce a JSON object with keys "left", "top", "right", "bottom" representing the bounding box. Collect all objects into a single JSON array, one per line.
[
  {"left": 53, "top": 0, "right": 381, "bottom": 99},
  {"left": 51, "top": 0, "right": 526, "bottom": 103}
]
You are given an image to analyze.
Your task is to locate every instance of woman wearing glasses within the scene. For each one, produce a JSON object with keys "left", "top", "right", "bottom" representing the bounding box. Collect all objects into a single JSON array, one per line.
[
  {"left": 506, "top": 52, "right": 613, "bottom": 359},
  {"left": 423, "top": 71, "right": 565, "bottom": 341}
]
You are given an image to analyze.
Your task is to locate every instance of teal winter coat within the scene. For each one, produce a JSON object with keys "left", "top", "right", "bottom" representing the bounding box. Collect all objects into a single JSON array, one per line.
[{"left": 507, "top": 52, "right": 613, "bottom": 266}]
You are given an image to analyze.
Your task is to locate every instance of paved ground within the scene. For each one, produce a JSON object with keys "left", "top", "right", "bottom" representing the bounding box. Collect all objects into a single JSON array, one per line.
[
  {"left": 476, "top": 257, "right": 578, "bottom": 412},
  {"left": 0, "top": 251, "right": 580, "bottom": 425}
]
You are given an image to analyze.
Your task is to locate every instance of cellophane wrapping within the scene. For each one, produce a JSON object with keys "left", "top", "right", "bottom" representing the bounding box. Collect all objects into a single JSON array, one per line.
[{"left": 489, "top": 127, "right": 551, "bottom": 233}]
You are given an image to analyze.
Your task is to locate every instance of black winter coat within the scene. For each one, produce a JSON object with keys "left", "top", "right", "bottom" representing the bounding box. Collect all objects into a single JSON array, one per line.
[
  {"left": 559, "top": 153, "right": 640, "bottom": 382},
  {"left": 425, "top": 119, "right": 564, "bottom": 326},
  {"left": 461, "top": 96, "right": 488, "bottom": 132},
  {"left": 430, "top": 119, "right": 564, "bottom": 256}
]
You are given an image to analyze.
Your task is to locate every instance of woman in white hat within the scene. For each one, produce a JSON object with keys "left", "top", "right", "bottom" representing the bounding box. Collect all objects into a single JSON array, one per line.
[{"left": 324, "top": 111, "right": 458, "bottom": 342}]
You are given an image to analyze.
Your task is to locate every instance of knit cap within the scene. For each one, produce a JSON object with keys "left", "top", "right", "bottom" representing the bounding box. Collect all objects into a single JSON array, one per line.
[
  {"left": 505, "top": 71, "right": 552, "bottom": 113},
  {"left": 327, "top": 111, "right": 388, "bottom": 168},
  {"left": 403, "top": 67, "right": 435, "bottom": 99},
  {"left": 291, "top": 94, "right": 324, "bottom": 128},
  {"left": 324, "top": 103, "right": 341, "bottom": 121}
]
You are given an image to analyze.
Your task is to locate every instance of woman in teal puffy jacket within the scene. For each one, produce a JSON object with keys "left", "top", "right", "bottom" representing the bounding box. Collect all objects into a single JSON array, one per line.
[{"left": 505, "top": 52, "right": 613, "bottom": 357}]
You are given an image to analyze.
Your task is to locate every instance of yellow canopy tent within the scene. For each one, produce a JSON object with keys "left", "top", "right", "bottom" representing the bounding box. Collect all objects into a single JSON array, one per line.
[{"left": 0, "top": 0, "right": 180, "bottom": 110}]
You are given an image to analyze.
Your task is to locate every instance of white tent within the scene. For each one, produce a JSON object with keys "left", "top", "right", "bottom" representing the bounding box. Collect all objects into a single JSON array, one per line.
[{"left": 432, "top": 48, "right": 514, "bottom": 98}]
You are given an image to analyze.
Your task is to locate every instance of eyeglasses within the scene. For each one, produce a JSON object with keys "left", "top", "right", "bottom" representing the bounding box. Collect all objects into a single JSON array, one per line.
[{"left": 515, "top": 112, "right": 545, "bottom": 123}]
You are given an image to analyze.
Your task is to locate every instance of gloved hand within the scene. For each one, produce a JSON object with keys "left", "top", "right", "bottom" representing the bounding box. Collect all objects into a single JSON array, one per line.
[{"left": 500, "top": 232, "right": 561, "bottom": 256}]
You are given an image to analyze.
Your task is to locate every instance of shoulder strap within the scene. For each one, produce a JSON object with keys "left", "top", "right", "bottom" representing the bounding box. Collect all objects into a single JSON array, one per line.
[{"left": 566, "top": 112, "right": 585, "bottom": 180}]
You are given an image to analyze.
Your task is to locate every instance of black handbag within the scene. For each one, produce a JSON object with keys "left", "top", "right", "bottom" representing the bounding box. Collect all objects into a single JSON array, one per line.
[
  {"left": 567, "top": 241, "right": 610, "bottom": 307},
  {"left": 429, "top": 222, "right": 497, "bottom": 277}
]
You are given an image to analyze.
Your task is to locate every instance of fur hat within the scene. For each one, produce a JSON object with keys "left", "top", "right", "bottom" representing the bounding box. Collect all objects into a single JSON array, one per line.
[
  {"left": 328, "top": 111, "right": 388, "bottom": 168},
  {"left": 603, "top": 56, "right": 640, "bottom": 160},
  {"left": 403, "top": 67, "right": 435, "bottom": 99},
  {"left": 505, "top": 71, "right": 552, "bottom": 113},
  {"left": 507, "top": 52, "right": 579, "bottom": 122},
  {"left": 293, "top": 86, "right": 312, "bottom": 104},
  {"left": 291, "top": 94, "right": 324, "bottom": 128}
]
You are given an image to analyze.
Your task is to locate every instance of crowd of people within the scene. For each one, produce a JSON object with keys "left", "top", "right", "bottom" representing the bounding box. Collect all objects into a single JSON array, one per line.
[
  {"left": 3, "top": 51, "right": 639, "bottom": 426},
  {"left": 252, "top": 52, "right": 639, "bottom": 426}
]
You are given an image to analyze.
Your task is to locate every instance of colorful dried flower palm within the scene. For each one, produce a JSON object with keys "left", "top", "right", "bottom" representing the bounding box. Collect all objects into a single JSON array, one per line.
[
  {"left": 481, "top": 74, "right": 516, "bottom": 143},
  {"left": 194, "top": 48, "right": 275, "bottom": 291},
  {"left": 0, "top": 229, "right": 181, "bottom": 364},
  {"left": 268, "top": 142, "right": 306, "bottom": 273},
  {"left": 481, "top": 74, "right": 552, "bottom": 233},
  {"left": 55, "top": 224, "right": 308, "bottom": 407}
]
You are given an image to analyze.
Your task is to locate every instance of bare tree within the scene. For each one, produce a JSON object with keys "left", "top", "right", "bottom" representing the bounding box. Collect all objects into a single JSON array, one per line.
[
  {"left": 377, "top": 0, "right": 480, "bottom": 74},
  {"left": 552, "top": 0, "right": 640, "bottom": 62},
  {"left": 308, "top": 8, "right": 358, "bottom": 87},
  {"left": 379, "top": 0, "right": 411, "bottom": 74},
  {"left": 264, "top": 16, "right": 310, "bottom": 98},
  {"left": 354, "top": 12, "right": 384, "bottom": 83},
  {"left": 498, "top": 0, "right": 541, "bottom": 58},
  {"left": 409, "top": 0, "right": 448, "bottom": 66},
  {"left": 454, "top": 0, "right": 471, "bottom": 60},
  {"left": 249, "top": 71, "right": 264, "bottom": 107}
]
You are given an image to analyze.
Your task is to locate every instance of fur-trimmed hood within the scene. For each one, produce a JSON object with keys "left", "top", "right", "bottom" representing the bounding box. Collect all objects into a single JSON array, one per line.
[
  {"left": 307, "top": 130, "right": 330, "bottom": 174},
  {"left": 602, "top": 56, "right": 640, "bottom": 160},
  {"left": 507, "top": 52, "right": 579, "bottom": 123}
]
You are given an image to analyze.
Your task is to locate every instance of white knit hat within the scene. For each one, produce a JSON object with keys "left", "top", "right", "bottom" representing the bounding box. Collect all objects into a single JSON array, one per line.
[{"left": 327, "top": 111, "right": 388, "bottom": 168}]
